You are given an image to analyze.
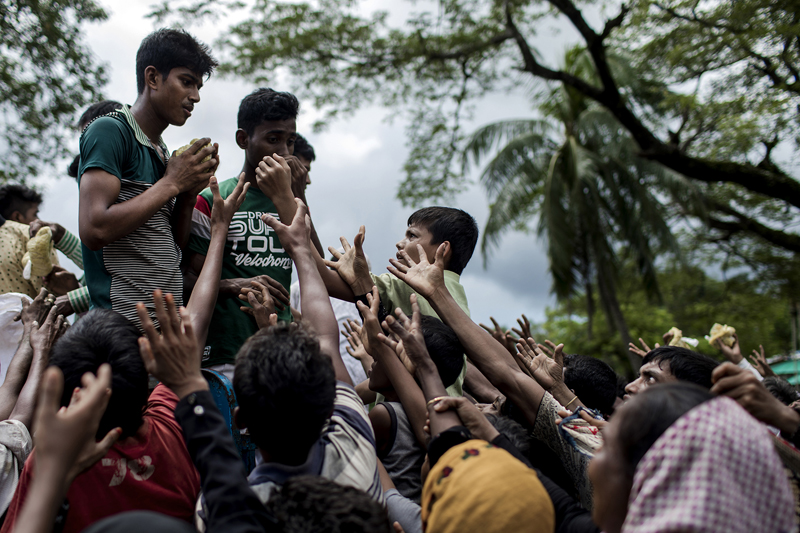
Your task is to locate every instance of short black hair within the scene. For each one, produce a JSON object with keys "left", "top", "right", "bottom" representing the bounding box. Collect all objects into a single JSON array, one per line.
[
  {"left": 486, "top": 414, "right": 529, "bottom": 455},
  {"left": 642, "top": 346, "right": 720, "bottom": 389},
  {"left": 407, "top": 207, "right": 478, "bottom": 275},
  {"left": 49, "top": 309, "right": 149, "bottom": 439},
  {"left": 563, "top": 354, "right": 620, "bottom": 417},
  {"left": 616, "top": 383, "right": 714, "bottom": 477},
  {"left": 234, "top": 322, "right": 336, "bottom": 464},
  {"left": 237, "top": 88, "right": 299, "bottom": 137},
  {"left": 266, "top": 476, "right": 391, "bottom": 533},
  {"left": 0, "top": 184, "right": 43, "bottom": 219},
  {"left": 764, "top": 377, "right": 799, "bottom": 406},
  {"left": 293, "top": 134, "right": 316, "bottom": 161},
  {"left": 420, "top": 315, "right": 464, "bottom": 388},
  {"left": 69, "top": 100, "right": 124, "bottom": 178},
  {"left": 136, "top": 28, "right": 217, "bottom": 94}
]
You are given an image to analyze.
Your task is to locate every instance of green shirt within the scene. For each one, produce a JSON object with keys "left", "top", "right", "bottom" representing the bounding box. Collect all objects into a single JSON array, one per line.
[
  {"left": 188, "top": 178, "right": 293, "bottom": 367},
  {"left": 78, "top": 105, "right": 182, "bottom": 329}
]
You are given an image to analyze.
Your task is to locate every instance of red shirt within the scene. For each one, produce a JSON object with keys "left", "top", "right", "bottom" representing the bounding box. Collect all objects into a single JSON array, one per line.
[{"left": 1, "top": 384, "right": 200, "bottom": 533}]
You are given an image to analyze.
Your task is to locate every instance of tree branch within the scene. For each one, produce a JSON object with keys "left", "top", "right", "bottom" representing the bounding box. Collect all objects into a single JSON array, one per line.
[{"left": 704, "top": 201, "right": 800, "bottom": 253}]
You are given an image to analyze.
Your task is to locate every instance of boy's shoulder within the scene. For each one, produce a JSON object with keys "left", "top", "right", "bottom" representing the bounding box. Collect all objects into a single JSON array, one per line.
[{"left": 80, "top": 113, "right": 129, "bottom": 143}]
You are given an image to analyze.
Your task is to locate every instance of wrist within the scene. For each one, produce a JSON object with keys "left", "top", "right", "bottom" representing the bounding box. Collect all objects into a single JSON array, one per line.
[
  {"left": 154, "top": 176, "right": 181, "bottom": 199},
  {"left": 778, "top": 405, "right": 800, "bottom": 436},
  {"left": 52, "top": 225, "right": 66, "bottom": 244},
  {"left": 171, "top": 376, "right": 210, "bottom": 400},
  {"left": 351, "top": 276, "right": 375, "bottom": 297}
]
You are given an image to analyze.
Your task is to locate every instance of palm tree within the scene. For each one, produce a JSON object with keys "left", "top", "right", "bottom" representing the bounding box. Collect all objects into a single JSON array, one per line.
[{"left": 463, "top": 49, "right": 697, "bottom": 372}]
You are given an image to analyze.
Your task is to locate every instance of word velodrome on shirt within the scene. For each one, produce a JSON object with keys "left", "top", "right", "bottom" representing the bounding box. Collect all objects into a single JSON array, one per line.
[{"left": 228, "top": 211, "right": 292, "bottom": 270}]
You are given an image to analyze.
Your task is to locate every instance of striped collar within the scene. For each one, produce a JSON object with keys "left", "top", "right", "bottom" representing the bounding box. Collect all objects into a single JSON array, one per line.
[{"left": 119, "top": 104, "right": 169, "bottom": 155}]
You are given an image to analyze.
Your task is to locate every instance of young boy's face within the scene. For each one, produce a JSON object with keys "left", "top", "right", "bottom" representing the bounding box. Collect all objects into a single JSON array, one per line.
[
  {"left": 395, "top": 224, "right": 440, "bottom": 266},
  {"left": 152, "top": 67, "right": 203, "bottom": 127},
  {"left": 14, "top": 202, "right": 40, "bottom": 225},
  {"left": 243, "top": 119, "right": 297, "bottom": 169}
]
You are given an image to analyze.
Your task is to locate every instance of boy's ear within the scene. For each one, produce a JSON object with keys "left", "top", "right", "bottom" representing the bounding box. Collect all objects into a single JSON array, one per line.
[
  {"left": 233, "top": 406, "right": 247, "bottom": 430},
  {"left": 9, "top": 211, "right": 25, "bottom": 224},
  {"left": 235, "top": 128, "right": 249, "bottom": 150},
  {"left": 143, "top": 65, "right": 161, "bottom": 92},
  {"left": 440, "top": 240, "right": 452, "bottom": 267}
]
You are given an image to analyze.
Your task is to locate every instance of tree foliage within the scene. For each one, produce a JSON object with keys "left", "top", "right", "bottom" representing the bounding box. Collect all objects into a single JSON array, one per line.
[{"left": 0, "top": 0, "right": 108, "bottom": 184}]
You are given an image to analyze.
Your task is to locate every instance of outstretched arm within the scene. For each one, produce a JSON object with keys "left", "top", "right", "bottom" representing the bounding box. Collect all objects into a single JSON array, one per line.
[
  {"left": 186, "top": 174, "right": 250, "bottom": 347},
  {"left": 262, "top": 199, "right": 352, "bottom": 385},
  {"left": 387, "top": 244, "right": 547, "bottom": 427}
]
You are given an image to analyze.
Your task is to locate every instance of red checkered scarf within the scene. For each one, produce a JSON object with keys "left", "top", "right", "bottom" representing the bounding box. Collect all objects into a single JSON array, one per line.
[{"left": 623, "top": 396, "right": 797, "bottom": 533}]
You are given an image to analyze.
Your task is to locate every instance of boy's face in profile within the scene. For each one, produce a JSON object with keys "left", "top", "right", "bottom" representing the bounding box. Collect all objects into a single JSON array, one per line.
[
  {"left": 243, "top": 118, "right": 297, "bottom": 169},
  {"left": 151, "top": 66, "right": 203, "bottom": 127},
  {"left": 395, "top": 223, "right": 441, "bottom": 267}
]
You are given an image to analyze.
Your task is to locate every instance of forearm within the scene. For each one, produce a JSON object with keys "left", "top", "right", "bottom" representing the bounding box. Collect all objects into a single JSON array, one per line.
[
  {"left": 429, "top": 290, "right": 544, "bottom": 422},
  {"left": 10, "top": 347, "right": 49, "bottom": 430},
  {"left": 416, "top": 361, "right": 461, "bottom": 436},
  {"left": 81, "top": 180, "right": 176, "bottom": 250},
  {"left": 171, "top": 194, "right": 198, "bottom": 251},
  {"left": 15, "top": 461, "right": 71, "bottom": 533},
  {"left": 294, "top": 248, "right": 352, "bottom": 384},
  {"left": 550, "top": 382, "right": 586, "bottom": 411},
  {"left": 0, "top": 333, "right": 34, "bottom": 421},
  {"left": 375, "top": 344, "right": 429, "bottom": 446},
  {"left": 187, "top": 224, "right": 227, "bottom": 347}
]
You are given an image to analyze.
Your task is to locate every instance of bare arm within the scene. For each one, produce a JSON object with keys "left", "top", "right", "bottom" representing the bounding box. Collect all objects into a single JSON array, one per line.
[
  {"left": 388, "top": 244, "right": 546, "bottom": 427},
  {"left": 261, "top": 199, "right": 352, "bottom": 385},
  {"left": 186, "top": 175, "right": 250, "bottom": 347},
  {"left": 79, "top": 139, "right": 217, "bottom": 250}
]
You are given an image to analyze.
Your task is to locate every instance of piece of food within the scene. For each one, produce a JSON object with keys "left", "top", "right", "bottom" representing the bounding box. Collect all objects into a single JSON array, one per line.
[
  {"left": 665, "top": 327, "right": 699, "bottom": 349},
  {"left": 706, "top": 323, "right": 736, "bottom": 349},
  {"left": 22, "top": 226, "right": 54, "bottom": 279},
  {"left": 175, "top": 138, "right": 212, "bottom": 162}
]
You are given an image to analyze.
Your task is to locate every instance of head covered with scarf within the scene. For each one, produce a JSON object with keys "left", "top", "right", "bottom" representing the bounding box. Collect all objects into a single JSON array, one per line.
[
  {"left": 591, "top": 382, "right": 796, "bottom": 533},
  {"left": 421, "top": 439, "right": 554, "bottom": 533}
]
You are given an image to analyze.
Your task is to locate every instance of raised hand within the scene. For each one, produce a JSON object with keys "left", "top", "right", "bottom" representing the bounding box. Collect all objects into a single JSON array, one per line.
[
  {"left": 378, "top": 294, "right": 433, "bottom": 371},
  {"left": 261, "top": 198, "right": 311, "bottom": 257},
  {"left": 323, "top": 226, "right": 372, "bottom": 294},
  {"left": 137, "top": 290, "right": 207, "bottom": 399},
  {"left": 28, "top": 219, "right": 65, "bottom": 243},
  {"left": 342, "top": 319, "right": 374, "bottom": 371},
  {"left": 210, "top": 172, "right": 250, "bottom": 228},
  {"left": 716, "top": 333, "right": 744, "bottom": 364},
  {"left": 354, "top": 287, "right": 383, "bottom": 357},
  {"left": 479, "top": 317, "right": 516, "bottom": 355},
  {"left": 749, "top": 345, "right": 776, "bottom": 378},
  {"left": 14, "top": 288, "right": 51, "bottom": 328},
  {"left": 516, "top": 337, "right": 565, "bottom": 392},
  {"left": 628, "top": 337, "right": 657, "bottom": 359},
  {"left": 29, "top": 306, "right": 65, "bottom": 360},
  {"left": 511, "top": 314, "right": 532, "bottom": 341},
  {"left": 387, "top": 243, "right": 447, "bottom": 299},
  {"left": 284, "top": 155, "right": 310, "bottom": 197},
  {"left": 239, "top": 281, "right": 278, "bottom": 329},
  {"left": 255, "top": 153, "right": 292, "bottom": 199},
  {"left": 42, "top": 266, "right": 80, "bottom": 296}
]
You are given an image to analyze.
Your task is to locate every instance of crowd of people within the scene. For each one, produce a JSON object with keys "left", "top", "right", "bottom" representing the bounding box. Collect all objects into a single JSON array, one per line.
[{"left": 0, "top": 26, "right": 798, "bottom": 533}]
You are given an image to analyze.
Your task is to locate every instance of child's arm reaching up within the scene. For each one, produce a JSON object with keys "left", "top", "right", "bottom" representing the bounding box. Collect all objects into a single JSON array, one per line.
[
  {"left": 262, "top": 199, "right": 353, "bottom": 385},
  {"left": 186, "top": 173, "right": 249, "bottom": 347}
]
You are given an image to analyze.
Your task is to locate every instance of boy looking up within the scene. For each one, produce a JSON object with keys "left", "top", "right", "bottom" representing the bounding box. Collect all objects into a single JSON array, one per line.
[
  {"left": 78, "top": 28, "right": 218, "bottom": 329},
  {"left": 187, "top": 88, "right": 305, "bottom": 374}
]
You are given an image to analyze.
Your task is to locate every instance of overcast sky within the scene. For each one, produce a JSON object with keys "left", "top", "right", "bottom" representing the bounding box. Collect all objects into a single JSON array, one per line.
[{"left": 35, "top": 0, "right": 601, "bottom": 328}]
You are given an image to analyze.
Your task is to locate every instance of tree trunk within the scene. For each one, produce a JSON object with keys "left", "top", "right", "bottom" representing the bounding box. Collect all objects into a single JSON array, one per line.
[{"left": 597, "top": 273, "right": 640, "bottom": 376}]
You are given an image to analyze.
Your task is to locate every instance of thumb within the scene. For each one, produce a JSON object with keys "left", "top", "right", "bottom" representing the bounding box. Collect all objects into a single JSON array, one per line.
[{"left": 97, "top": 427, "right": 122, "bottom": 455}]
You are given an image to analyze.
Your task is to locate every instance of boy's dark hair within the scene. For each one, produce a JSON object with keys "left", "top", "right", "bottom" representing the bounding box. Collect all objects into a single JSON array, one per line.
[
  {"left": 764, "top": 377, "right": 799, "bottom": 406},
  {"left": 407, "top": 207, "right": 478, "bottom": 275},
  {"left": 0, "top": 184, "right": 43, "bottom": 219},
  {"left": 70, "top": 100, "right": 124, "bottom": 178},
  {"left": 266, "top": 476, "right": 391, "bottom": 533},
  {"left": 563, "top": 354, "right": 619, "bottom": 416},
  {"left": 237, "top": 88, "right": 299, "bottom": 137},
  {"left": 616, "top": 383, "right": 713, "bottom": 477},
  {"left": 136, "top": 28, "right": 217, "bottom": 94},
  {"left": 641, "top": 346, "right": 719, "bottom": 389},
  {"left": 234, "top": 322, "right": 335, "bottom": 464},
  {"left": 420, "top": 315, "right": 464, "bottom": 388},
  {"left": 49, "top": 309, "right": 149, "bottom": 439},
  {"left": 293, "top": 134, "right": 315, "bottom": 161}
]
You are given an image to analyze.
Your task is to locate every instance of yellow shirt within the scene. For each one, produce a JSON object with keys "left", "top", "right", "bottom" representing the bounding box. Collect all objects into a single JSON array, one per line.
[{"left": 0, "top": 221, "right": 58, "bottom": 298}]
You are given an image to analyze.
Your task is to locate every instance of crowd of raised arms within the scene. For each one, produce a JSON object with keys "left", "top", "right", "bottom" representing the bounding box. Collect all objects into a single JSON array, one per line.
[{"left": 0, "top": 27, "right": 798, "bottom": 533}]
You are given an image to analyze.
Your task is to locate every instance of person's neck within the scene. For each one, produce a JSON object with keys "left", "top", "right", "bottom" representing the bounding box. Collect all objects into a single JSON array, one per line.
[
  {"left": 130, "top": 96, "right": 168, "bottom": 143},
  {"left": 240, "top": 161, "right": 258, "bottom": 187},
  {"left": 381, "top": 389, "right": 400, "bottom": 402}
]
